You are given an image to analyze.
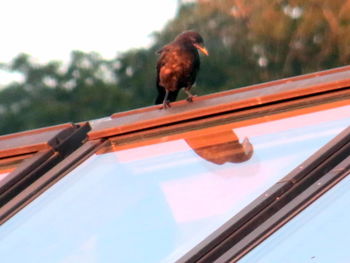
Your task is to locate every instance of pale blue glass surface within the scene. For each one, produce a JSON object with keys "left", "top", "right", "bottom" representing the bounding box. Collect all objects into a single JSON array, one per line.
[
  {"left": 239, "top": 167, "right": 350, "bottom": 263},
  {"left": 0, "top": 106, "right": 349, "bottom": 263}
]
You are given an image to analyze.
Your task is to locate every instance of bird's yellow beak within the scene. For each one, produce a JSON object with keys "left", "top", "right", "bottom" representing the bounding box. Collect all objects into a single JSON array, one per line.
[{"left": 194, "top": 43, "right": 209, "bottom": 56}]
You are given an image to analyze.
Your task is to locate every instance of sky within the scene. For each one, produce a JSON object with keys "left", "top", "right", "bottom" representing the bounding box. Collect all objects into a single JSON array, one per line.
[{"left": 0, "top": 0, "right": 178, "bottom": 84}]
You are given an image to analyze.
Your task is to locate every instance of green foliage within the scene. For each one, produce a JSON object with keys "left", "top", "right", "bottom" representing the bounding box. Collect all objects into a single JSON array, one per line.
[
  {"left": 0, "top": 52, "right": 133, "bottom": 134},
  {"left": 1, "top": 0, "right": 350, "bottom": 134}
]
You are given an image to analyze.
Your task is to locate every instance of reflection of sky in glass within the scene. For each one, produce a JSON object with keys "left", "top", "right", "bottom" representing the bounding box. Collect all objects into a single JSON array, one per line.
[
  {"left": 239, "top": 169, "right": 350, "bottom": 263},
  {"left": 0, "top": 105, "right": 349, "bottom": 263}
]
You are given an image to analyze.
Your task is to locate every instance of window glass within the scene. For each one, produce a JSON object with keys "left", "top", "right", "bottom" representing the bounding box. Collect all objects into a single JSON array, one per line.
[
  {"left": 239, "top": 167, "right": 350, "bottom": 263},
  {"left": 0, "top": 103, "right": 349, "bottom": 263}
]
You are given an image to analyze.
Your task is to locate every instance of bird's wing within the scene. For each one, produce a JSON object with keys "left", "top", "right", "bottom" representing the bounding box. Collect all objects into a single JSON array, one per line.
[
  {"left": 156, "top": 45, "right": 183, "bottom": 103},
  {"left": 156, "top": 46, "right": 177, "bottom": 86}
]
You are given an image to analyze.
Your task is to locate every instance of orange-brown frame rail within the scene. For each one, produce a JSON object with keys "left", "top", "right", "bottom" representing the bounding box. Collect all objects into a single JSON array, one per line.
[
  {"left": 0, "top": 123, "right": 91, "bottom": 210},
  {"left": 89, "top": 65, "right": 350, "bottom": 139}
]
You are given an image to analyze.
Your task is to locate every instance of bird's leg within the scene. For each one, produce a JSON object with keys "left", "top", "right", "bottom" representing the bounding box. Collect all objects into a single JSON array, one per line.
[
  {"left": 184, "top": 86, "right": 196, "bottom": 102},
  {"left": 162, "top": 89, "right": 171, "bottom": 109}
]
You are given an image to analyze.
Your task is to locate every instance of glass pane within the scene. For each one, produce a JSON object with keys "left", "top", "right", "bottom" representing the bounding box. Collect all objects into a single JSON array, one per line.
[
  {"left": 239, "top": 167, "right": 350, "bottom": 263},
  {"left": 0, "top": 103, "right": 349, "bottom": 263}
]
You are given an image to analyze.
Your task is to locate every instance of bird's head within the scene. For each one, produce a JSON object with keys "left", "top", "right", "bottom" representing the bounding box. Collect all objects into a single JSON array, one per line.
[{"left": 175, "top": 31, "right": 209, "bottom": 56}]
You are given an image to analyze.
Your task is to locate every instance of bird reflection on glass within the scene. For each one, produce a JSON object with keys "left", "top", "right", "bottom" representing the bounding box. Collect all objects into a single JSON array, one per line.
[
  {"left": 155, "top": 31, "right": 208, "bottom": 109},
  {"left": 186, "top": 130, "right": 254, "bottom": 165}
]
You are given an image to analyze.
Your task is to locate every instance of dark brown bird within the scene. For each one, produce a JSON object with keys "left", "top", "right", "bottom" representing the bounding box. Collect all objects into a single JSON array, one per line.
[{"left": 155, "top": 31, "right": 208, "bottom": 109}]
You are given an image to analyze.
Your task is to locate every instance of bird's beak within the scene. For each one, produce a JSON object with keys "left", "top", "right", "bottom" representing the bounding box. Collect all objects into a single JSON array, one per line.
[{"left": 194, "top": 43, "right": 209, "bottom": 56}]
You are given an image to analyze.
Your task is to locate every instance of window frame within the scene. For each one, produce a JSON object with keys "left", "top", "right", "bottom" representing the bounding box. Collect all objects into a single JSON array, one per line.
[
  {"left": 0, "top": 123, "right": 90, "bottom": 218},
  {"left": 89, "top": 65, "right": 350, "bottom": 140},
  {"left": 107, "top": 88, "right": 350, "bottom": 148},
  {"left": 0, "top": 65, "right": 349, "bottom": 260}
]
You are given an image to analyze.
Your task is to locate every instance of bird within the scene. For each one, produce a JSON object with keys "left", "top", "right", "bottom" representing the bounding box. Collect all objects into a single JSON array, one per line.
[{"left": 155, "top": 31, "right": 208, "bottom": 109}]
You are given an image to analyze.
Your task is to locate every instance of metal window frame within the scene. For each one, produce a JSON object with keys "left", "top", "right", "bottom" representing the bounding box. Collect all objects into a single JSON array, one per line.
[
  {"left": 88, "top": 65, "right": 350, "bottom": 140},
  {"left": 0, "top": 65, "right": 349, "bottom": 258},
  {"left": 0, "top": 123, "right": 91, "bottom": 212},
  {"left": 0, "top": 123, "right": 74, "bottom": 157},
  {"left": 0, "top": 153, "right": 34, "bottom": 177},
  {"left": 2, "top": 88, "right": 347, "bottom": 225},
  {"left": 108, "top": 88, "right": 350, "bottom": 148}
]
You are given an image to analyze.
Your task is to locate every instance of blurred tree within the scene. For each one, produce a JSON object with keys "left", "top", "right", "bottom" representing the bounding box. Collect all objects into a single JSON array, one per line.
[
  {"left": 115, "top": 48, "right": 158, "bottom": 107},
  {"left": 1, "top": 0, "right": 350, "bottom": 134},
  {"left": 0, "top": 52, "right": 132, "bottom": 134}
]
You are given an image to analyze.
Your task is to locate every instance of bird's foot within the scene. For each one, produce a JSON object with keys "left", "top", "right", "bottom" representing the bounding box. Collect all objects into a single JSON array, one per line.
[
  {"left": 186, "top": 94, "right": 197, "bottom": 103},
  {"left": 160, "top": 100, "right": 171, "bottom": 109},
  {"left": 184, "top": 87, "right": 196, "bottom": 103}
]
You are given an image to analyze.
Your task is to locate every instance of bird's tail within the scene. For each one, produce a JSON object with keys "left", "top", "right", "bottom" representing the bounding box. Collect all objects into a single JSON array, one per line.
[
  {"left": 155, "top": 86, "right": 179, "bottom": 104},
  {"left": 155, "top": 85, "right": 166, "bottom": 104}
]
